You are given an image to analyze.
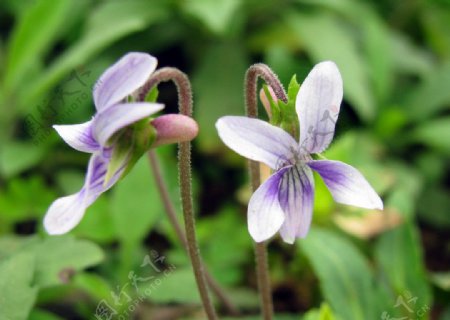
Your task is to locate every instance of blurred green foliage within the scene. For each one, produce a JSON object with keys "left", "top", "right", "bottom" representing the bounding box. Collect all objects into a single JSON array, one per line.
[{"left": 0, "top": 0, "right": 449, "bottom": 319}]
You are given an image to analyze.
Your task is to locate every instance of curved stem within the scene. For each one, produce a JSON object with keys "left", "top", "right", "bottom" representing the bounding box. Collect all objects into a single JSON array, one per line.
[
  {"left": 147, "top": 151, "right": 239, "bottom": 316},
  {"left": 244, "top": 64, "right": 287, "bottom": 320},
  {"left": 141, "top": 68, "right": 218, "bottom": 320}
]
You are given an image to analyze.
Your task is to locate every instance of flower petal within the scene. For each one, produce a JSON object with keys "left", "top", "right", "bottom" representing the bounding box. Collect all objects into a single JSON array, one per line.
[
  {"left": 248, "top": 168, "right": 289, "bottom": 242},
  {"left": 93, "top": 52, "right": 157, "bottom": 111},
  {"left": 53, "top": 120, "right": 100, "bottom": 153},
  {"left": 297, "top": 61, "right": 343, "bottom": 154},
  {"left": 44, "top": 153, "right": 125, "bottom": 235},
  {"left": 307, "top": 160, "right": 383, "bottom": 210},
  {"left": 216, "top": 116, "right": 297, "bottom": 169},
  {"left": 93, "top": 102, "right": 164, "bottom": 146},
  {"left": 278, "top": 164, "right": 315, "bottom": 243},
  {"left": 44, "top": 192, "right": 87, "bottom": 235}
]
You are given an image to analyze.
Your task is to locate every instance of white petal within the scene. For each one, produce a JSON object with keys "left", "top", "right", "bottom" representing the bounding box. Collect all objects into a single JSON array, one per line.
[
  {"left": 216, "top": 116, "right": 297, "bottom": 169},
  {"left": 43, "top": 153, "right": 125, "bottom": 235},
  {"left": 53, "top": 120, "right": 100, "bottom": 153},
  {"left": 248, "top": 168, "right": 288, "bottom": 242},
  {"left": 308, "top": 160, "right": 383, "bottom": 210},
  {"left": 297, "top": 61, "right": 343, "bottom": 154},
  {"left": 44, "top": 192, "right": 87, "bottom": 235},
  {"left": 93, "top": 102, "right": 164, "bottom": 146},
  {"left": 278, "top": 164, "right": 315, "bottom": 243},
  {"left": 94, "top": 52, "right": 157, "bottom": 111}
]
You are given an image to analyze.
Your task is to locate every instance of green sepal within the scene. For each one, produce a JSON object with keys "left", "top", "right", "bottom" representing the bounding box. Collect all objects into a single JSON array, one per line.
[
  {"left": 144, "top": 86, "right": 159, "bottom": 103},
  {"left": 278, "top": 75, "right": 300, "bottom": 139},
  {"left": 104, "top": 87, "right": 161, "bottom": 185},
  {"left": 103, "top": 118, "right": 157, "bottom": 186},
  {"left": 262, "top": 84, "right": 281, "bottom": 125}
]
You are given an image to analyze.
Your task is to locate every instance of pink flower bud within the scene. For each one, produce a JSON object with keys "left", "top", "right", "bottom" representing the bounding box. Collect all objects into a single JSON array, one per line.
[
  {"left": 259, "top": 86, "right": 277, "bottom": 118},
  {"left": 151, "top": 114, "right": 199, "bottom": 147}
]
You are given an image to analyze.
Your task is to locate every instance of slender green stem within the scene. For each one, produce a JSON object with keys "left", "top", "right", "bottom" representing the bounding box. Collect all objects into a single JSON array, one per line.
[
  {"left": 141, "top": 68, "right": 218, "bottom": 320},
  {"left": 147, "top": 150, "right": 239, "bottom": 316},
  {"left": 245, "top": 64, "right": 288, "bottom": 320}
]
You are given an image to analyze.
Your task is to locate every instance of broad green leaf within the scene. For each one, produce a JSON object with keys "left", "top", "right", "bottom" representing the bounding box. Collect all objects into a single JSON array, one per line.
[
  {"left": 403, "top": 62, "right": 450, "bottom": 122},
  {"left": 0, "top": 141, "right": 46, "bottom": 178},
  {"left": 375, "top": 223, "right": 431, "bottom": 318},
  {"left": 21, "top": 235, "right": 104, "bottom": 288},
  {"left": 4, "top": 0, "right": 71, "bottom": 91},
  {"left": 412, "top": 117, "right": 450, "bottom": 155},
  {"left": 288, "top": 12, "right": 375, "bottom": 121},
  {"left": 110, "top": 157, "right": 164, "bottom": 244},
  {"left": 73, "top": 197, "right": 116, "bottom": 243},
  {"left": 144, "top": 266, "right": 200, "bottom": 304},
  {"left": 181, "top": 0, "right": 242, "bottom": 36},
  {"left": 299, "top": 227, "right": 381, "bottom": 320},
  {"left": 0, "top": 252, "right": 37, "bottom": 320},
  {"left": 389, "top": 32, "right": 433, "bottom": 76},
  {"left": 0, "top": 176, "right": 55, "bottom": 225},
  {"left": 384, "top": 162, "right": 422, "bottom": 219},
  {"left": 197, "top": 206, "right": 252, "bottom": 285},
  {"left": 193, "top": 42, "right": 248, "bottom": 152},
  {"left": 22, "top": 0, "right": 168, "bottom": 108}
]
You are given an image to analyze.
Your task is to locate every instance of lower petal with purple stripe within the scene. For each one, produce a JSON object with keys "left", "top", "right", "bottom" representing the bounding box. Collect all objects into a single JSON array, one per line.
[{"left": 278, "top": 164, "right": 315, "bottom": 243}]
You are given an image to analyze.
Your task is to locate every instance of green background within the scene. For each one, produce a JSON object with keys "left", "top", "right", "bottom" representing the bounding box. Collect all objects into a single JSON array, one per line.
[{"left": 0, "top": 0, "right": 449, "bottom": 319}]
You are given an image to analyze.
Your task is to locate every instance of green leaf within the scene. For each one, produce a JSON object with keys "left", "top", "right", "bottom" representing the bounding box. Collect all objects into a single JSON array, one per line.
[
  {"left": 404, "top": 62, "right": 450, "bottom": 122},
  {"left": 22, "top": 0, "right": 168, "bottom": 107},
  {"left": 0, "top": 252, "right": 38, "bottom": 320},
  {"left": 299, "top": 227, "right": 381, "bottom": 320},
  {"left": 193, "top": 42, "right": 248, "bottom": 152},
  {"left": 288, "top": 12, "right": 375, "bottom": 121},
  {"left": 145, "top": 267, "right": 200, "bottom": 304},
  {"left": 181, "top": 0, "right": 242, "bottom": 35},
  {"left": 412, "top": 117, "right": 450, "bottom": 155},
  {"left": 21, "top": 235, "right": 104, "bottom": 288},
  {"left": 4, "top": 0, "right": 72, "bottom": 91},
  {"left": 0, "top": 141, "right": 46, "bottom": 178},
  {"left": 375, "top": 223, "right": 431, "bottom": 318},
  {"left": 73, "top": 197, "right": 117, "bottom": 243},
  {"left": 110, "top": 157, "right": 163, "bottom": 244}
]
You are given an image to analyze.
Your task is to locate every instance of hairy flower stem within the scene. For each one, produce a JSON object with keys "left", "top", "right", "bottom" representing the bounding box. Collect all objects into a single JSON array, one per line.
[
  {"left": 140, "top": 68, "right": 218, "bottom": 320},
  {"left": 147, "top": 151, "right": 239, "bottom": 316},
  {"left": 245, "top": 64, "right": 288, "bottom": 320}
]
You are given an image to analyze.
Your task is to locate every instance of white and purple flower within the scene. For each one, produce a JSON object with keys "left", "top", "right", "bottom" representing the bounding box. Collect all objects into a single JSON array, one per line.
[
  {"left": 216, "top": 61, "right": 383, "bottom": 244},
  {"left": 44, "top": 52, "right": 198, "bottom": 235}
]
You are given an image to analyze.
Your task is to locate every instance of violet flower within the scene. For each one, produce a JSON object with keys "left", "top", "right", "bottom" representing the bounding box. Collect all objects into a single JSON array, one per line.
[
  {"left": 216, "top": 61, "right": 383, "bottom": 244},
  {"left": 44, "top": 53, "right": 197, "bottom": 235}
]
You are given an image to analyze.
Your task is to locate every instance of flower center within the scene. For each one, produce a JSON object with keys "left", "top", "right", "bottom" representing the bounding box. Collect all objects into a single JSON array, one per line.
[{"left": 276, "top": 146, "right": 311, "bottom": 170}]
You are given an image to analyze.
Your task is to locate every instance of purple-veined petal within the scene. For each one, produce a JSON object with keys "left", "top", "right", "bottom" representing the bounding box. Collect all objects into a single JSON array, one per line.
[
  {"left": 248, "top": 167, "right": 289, "bottom": 242},
  {"left": 44, "top": 192, "right": 87, "bottom": 235},
  {"left": 53, "top": 120, "right": 100, "bottom": 153},
  {"left": 44, "top": 153, "right": 125, "bottom": 235},
  {"left": 307, "top": 160, "right": 383, "bottom": 210},
  {"left": 278, "top": 164, "right": 315, "bottom": 243},
  {"left": 93, "top": 102, "right": 164, "bottom": 146},
  {"left": 216, "top": 116, "right": 297, "bottom": 169},
  {"left": 93, "top": 52, "right": 157, "bottom": 111},
  {"left": 297, "top": 61, "right": 343, "bottom": 154}
]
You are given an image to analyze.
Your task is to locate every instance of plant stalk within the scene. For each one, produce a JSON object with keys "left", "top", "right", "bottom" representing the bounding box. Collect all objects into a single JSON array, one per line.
[
  {"left": 244, "top": 63, "right": 288, "bottom": 320},
  {"left": 141, "top": 68, "right": 218, "bottom": 320}
]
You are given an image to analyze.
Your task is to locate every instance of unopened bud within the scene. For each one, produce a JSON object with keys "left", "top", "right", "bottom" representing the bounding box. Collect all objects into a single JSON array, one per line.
[
  {"left": 259, "top": 86, "right": 277, "bottom": 118},
  {"left": 151, "top": 114, "right": 199, "bottom": 147}
]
